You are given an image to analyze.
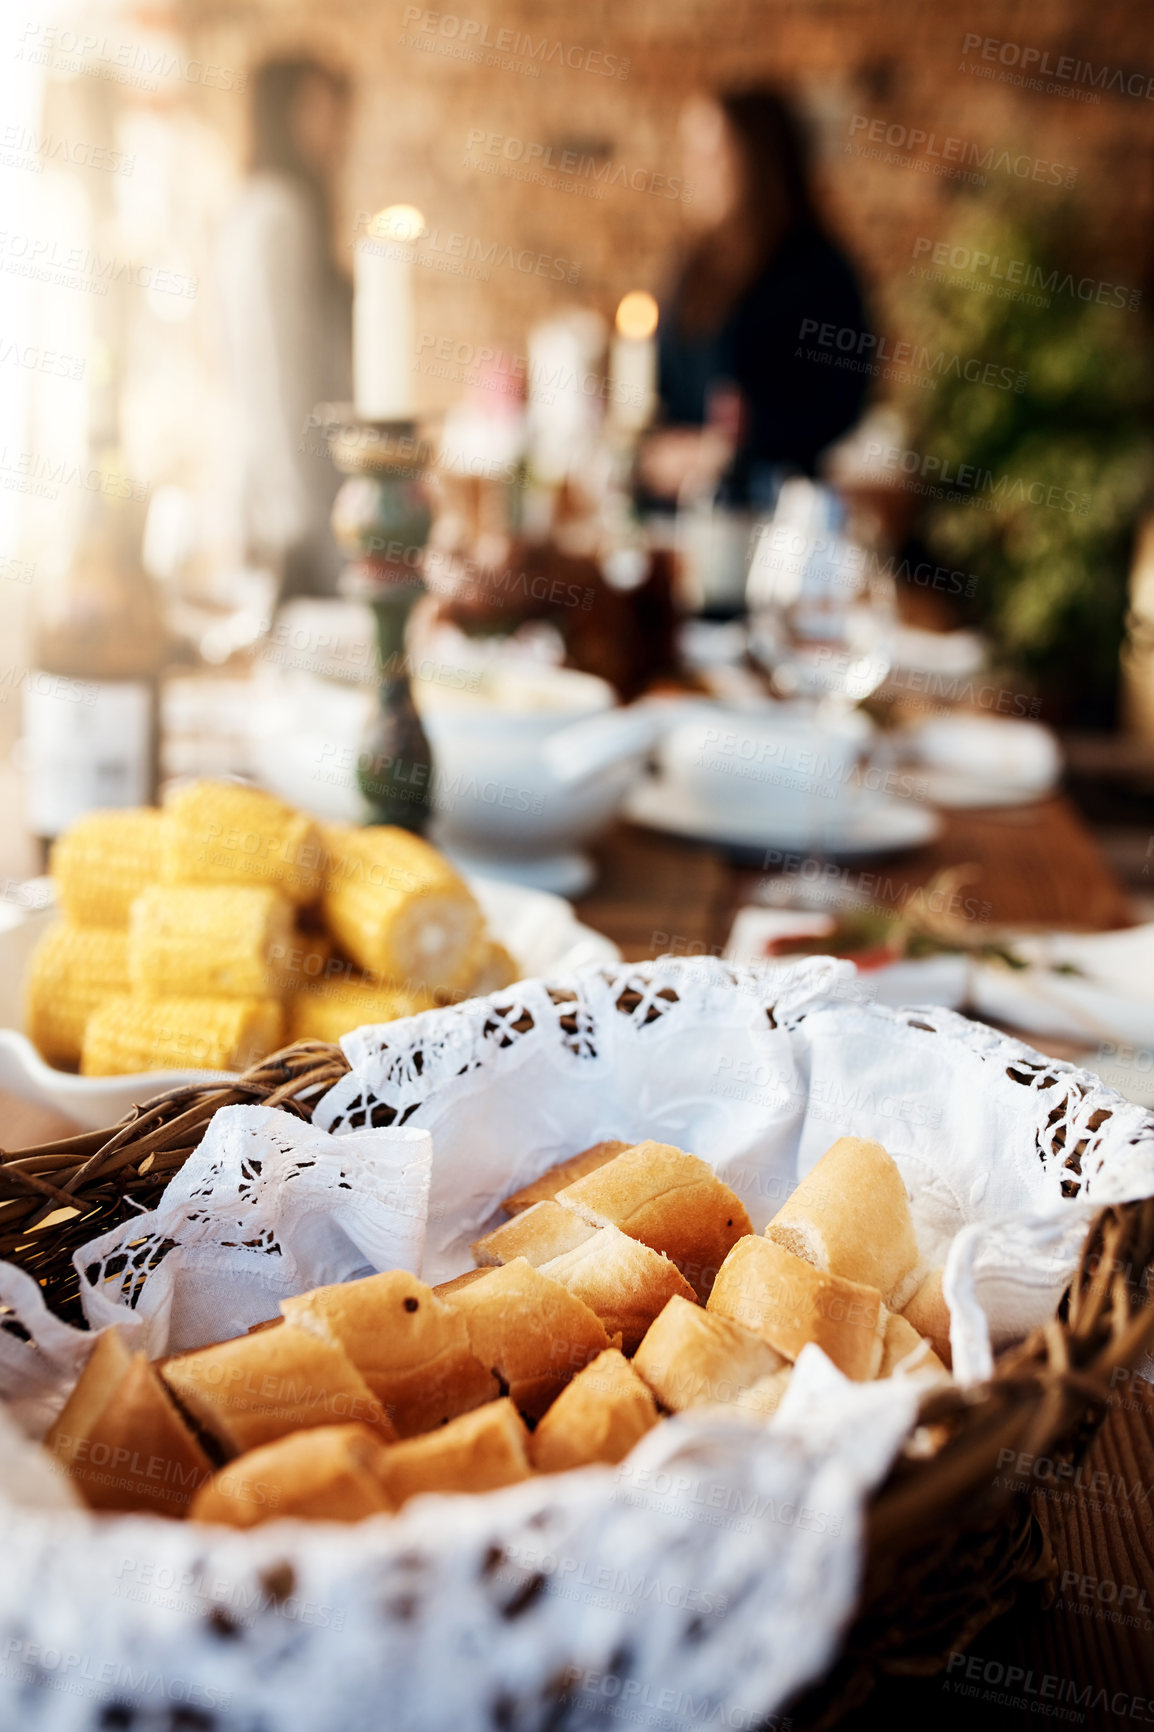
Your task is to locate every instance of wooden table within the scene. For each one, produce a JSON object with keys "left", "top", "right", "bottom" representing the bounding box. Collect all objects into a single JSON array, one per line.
[{"left": 576, "top": 797, "right": 1151, "bottom": 1732}]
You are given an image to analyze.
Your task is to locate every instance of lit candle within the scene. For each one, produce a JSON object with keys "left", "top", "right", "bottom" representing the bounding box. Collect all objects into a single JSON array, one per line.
[
  {"left": 609, "top": 290, "right": 659, "bottom": 433},
  {"left": 354, "top": 204, "right": 424, "bottom": 423}
]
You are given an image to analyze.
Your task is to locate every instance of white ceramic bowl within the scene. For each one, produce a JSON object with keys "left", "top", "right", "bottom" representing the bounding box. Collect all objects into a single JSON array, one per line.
[{"left": 659, "top": 703, "right": 874, "bottom": 829}]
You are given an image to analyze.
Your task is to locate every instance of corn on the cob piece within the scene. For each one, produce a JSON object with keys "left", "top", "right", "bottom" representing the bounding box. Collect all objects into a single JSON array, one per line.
[
  {"left": 50, "top": 809, "right": 168, "bottom": 928},
  {"left": 81, "top": 994, "right": 284, "bottom": 1076},
  {"left": 289, "top": 977, "right": 434, "bottom": 1045},
  {"left": 163, "top": 780, "right": 323, "bottom": 906},
  {"left": 25, "top": 923, "right": 129, "bottom": 1068},
  {"left": 128, "top": 885, "right": 294, "bottom": 999},
  {"left": 320, "top": 824, "right": 483, "bottom": 994},
  {"left": 268, "top": 927, "right": 333, "bottom": 996}
]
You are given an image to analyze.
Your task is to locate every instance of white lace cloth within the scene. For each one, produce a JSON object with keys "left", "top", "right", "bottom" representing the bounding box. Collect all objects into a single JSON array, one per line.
[{"left": 1, "top": 956, "right": 1152, "bottom": 1731}]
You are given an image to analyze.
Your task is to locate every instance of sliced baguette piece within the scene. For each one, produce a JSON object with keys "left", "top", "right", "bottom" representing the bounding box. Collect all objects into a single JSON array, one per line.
[
  {"left": 501, "top": 1140, "right": 631, "bottom": 1216},
  {"left": 555, "top": 1140, "right": 752, "bottom": 1302},
  {"left": 190, "top": 1424, "right": 397, "bottom": 1528},
  {"left": 161, "top": 1324, "right": 396, "bottom": 1455},
  {"left": 47, "top": 1333, "right": 211, "bottom": 1518},
  {"left": 372, "top": 1398, "right": 532, "bottom": 1505},
  {"left": 731, "top": 1366, "right": 792, "bottom": 1420},
  {"left": 440, "top": 1257, "right": 610, "bottom": 1419},
  {"left": 708, "top": 1236, "right": 886, "bottom": 1382},
  {"left": 281, "top": 1270, "right": 497, "bottom": 1438},
  {"left": 540, "top": 1225, "right": 697, "bottom": 1355},
  {"left": 473, "top": 1201, "right": 597, "bottom": 1268},
  {"left": 900, "top": 1268, "right": 952, "bottom": 1367},
  {"left": 632, "top": 1295, "right": 786, "bottom": 1413},
  {"left": 764, "top": 1137, "right": 919, "bottom": 1308},
  {"left": 433, "top": 1269, "right": 489, "bottom": 1299},
  {"left": 531, "top": 1349, "right": 658, "bottom": 1473},
  {"left": 880, "top": 1311, "right": 950, "bottom": 1383}
]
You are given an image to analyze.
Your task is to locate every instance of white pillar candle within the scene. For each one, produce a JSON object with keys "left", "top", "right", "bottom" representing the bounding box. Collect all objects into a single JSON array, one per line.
[
  {"left": 354, "top": 204, "right": 424, "bottom": 422},
  {"left": 609, "top": 290, "right": 658, "bottom": 433}
]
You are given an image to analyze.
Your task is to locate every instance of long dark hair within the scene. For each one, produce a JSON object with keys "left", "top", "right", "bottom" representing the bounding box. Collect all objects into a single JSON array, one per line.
[{"left": 677, "top": 87, "right": 822, "bottom": 338}]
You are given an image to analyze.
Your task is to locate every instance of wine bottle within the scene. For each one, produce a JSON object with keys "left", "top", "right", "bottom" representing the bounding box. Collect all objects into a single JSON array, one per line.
[{"left": 23, "top": 464, "right": 166, "bottom": 847}]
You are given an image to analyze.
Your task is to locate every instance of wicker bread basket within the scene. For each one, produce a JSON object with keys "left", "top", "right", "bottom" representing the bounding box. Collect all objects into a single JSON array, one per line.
[{"left": 3, "top": 1020, "right": 1154, "bottom": 1726}]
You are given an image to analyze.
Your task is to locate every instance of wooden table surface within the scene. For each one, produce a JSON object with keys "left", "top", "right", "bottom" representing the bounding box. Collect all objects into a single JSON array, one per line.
[{"left": 576, "top": 796, "right": 1152, "bottom": 1732}]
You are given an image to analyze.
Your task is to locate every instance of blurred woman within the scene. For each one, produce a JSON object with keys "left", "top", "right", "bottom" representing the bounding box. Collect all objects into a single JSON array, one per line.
[
  {"left": 641, "top": 87, "right": 870, "bottom": 509},
  {"left": 217, "top": 56, "right": 352, "bottom": 597}
]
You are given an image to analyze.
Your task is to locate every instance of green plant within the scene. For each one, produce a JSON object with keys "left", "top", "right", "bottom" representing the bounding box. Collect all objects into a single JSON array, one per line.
[{"left": 892, "top": 199, "right": 1154, "bottom": 720}]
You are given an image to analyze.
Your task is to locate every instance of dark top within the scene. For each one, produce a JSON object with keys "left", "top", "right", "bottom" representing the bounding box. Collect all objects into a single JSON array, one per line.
[{"left": 656, "top": 224, "right": 871, "bottom": 501}]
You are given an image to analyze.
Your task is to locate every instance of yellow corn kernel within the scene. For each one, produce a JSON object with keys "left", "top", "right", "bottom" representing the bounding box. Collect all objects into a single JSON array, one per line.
[
  {"left": 25, "top": 924, "right": 129, "bottom": 1068},
  {"left": 268, "top": 928, "right": 332, "bottom": 996},
  {"left": 81, "top": 995, "right": 284, "bottom": 1076},
  {"left": 128, "top": 885, "right": 294, "bottom": 999},
  {"left": 50, "top": 809, "right": 168, "bottom": 928},
  {"left": 288, "top": 978, "right": 434, "bottom": 1045},
  {"left": 163, "top": 779, "right": 323, "bottom": 905},
  {"left": 320, "top": 824, "right": 483, "bottom": 994}
]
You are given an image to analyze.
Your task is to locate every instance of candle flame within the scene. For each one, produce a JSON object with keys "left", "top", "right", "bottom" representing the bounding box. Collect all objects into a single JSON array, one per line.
[
  {"left": 369, "top": 204, "right": 426, "bottom": 243},
  {"left": 615, "top": 290, "right": 658, "bottom": 340}
]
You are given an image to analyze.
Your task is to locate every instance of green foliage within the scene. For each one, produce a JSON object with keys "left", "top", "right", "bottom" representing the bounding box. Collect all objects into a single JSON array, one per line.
[{"left": 892, "top": 200, "right": 1154, "bottom": 714}]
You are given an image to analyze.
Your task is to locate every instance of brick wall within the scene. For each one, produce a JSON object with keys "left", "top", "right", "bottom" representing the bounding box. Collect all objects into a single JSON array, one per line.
[{"left": 188, "top": 0, "right": 1154, "bottom": 407}]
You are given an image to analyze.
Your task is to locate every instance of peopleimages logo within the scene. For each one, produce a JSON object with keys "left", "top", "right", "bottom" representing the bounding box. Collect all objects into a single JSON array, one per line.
[{"left": 960, "top": 33, "right": 1154, "bottom": 101}]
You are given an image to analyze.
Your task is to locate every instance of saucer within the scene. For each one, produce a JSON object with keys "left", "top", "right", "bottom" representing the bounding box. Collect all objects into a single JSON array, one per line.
[{"left": 623, "top": 774, "right": 942, "bottom": 860}]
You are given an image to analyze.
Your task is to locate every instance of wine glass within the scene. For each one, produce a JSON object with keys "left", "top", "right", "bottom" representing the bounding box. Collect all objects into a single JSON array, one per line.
[{"left": 746, "top": 481, "right": 896, "bottom": 719}]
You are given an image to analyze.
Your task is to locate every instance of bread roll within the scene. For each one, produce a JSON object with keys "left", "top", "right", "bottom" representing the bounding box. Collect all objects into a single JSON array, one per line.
[
  {"left": 47, "top": 1331, "right": 211, "bottom": 1518},
  {"left": 556, "top": 1141, "right": 752, "bottom": 1302},
  {"left": 632, "top": 1295, "right": 786, "bottom": 1412},
  {"left": 441, "top": 1258, "right": 610, "bottom": 1419},
  {"left": 880, "top": 1311, "right": 950, "bottom": 1383},
  {"left": 901, "top": 1268, "right": 952, "bottom": 1367},
  {"left": 732, "top": 1367, "right": 792, "bottom": 1420},
  {"left": 531, "top": 1349, "right": 658, "bottom": 1473},
  {"left": 765, "top": 1137, "right": 919, "bottom": 1308},
  {"left": 161, "top": 1323, "right": 396, "bottom": 1455},
  {"left": 501, "top": 1140, "right": 630, "bottom": 1216},
  {"left": 282, "top": 1270, "right": 497, "bottom": 1438},
  {"left": 540, "top": 1226, "right": 697, "bottom": 1354},
  {"left": 708, "top": 1237, "right": 885, "bottom": 1381},
  {"left": 190, "top": 1424, "right": 396, "bottom": 1528},
  {"left": 373, "top": 1398, "right": 532, "bottom": 1505},
  {"left": 472, "top": 1201, "right": 596, "bottom": 1268}
]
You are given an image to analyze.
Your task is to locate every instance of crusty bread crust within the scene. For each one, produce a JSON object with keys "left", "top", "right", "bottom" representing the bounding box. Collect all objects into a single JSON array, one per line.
[
  {"left": 441, "top": 1258, "right": 610, "bottom": 1419},
  {"left": 900, "top": 1268, "right": 952, "bottom": 1367},
  {"left": 373, "top": 1398, "right": 532, "bottom": 1504},
  {"left": 161, "top": 1324, "right": 396, "bottom": 1454},
  {"left": 282, "top": 1270, "right": 497, "bottom": 1438},
  {"left": 473, "top": 1201, "right": 597, "bottom": 1268},
  {"left": 540, "top": 1226, "right": 697, "bottom": 1354},
  {"left": 708, "top": 1236, "right": 885, "bottom": 1381},
  {"left": 765, "top": 1137, "right": 918, "bottom": 1307},
  {"left": 432, "top": 1269, "right": 488, "bottom": 1298},
  {"left": 632, "top": 1295, "right": 786, "bottom": 1412},
  {"left": 879, "top": 1310, "right": 950, "bottom": 1383},
  {"left": 531, "top": 1349, "right": 658, "bottom": 1473},
  {"left": 47, "top": 1338, "right": 211, "bottom": 1518},
  {"left": 501, "top": 1141, "right": 631, "bottom": 1215},
  {"left": 190, "top": 1423, "right": 395, "bottom": 1528},
  {"left": 556, "top": 1141, "right": 752, "bottom": 1302}
]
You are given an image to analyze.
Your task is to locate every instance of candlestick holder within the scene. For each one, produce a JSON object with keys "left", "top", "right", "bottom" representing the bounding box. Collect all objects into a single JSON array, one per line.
[{"left": 328, "top": 412, "right": 435, "bottom": 833}]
